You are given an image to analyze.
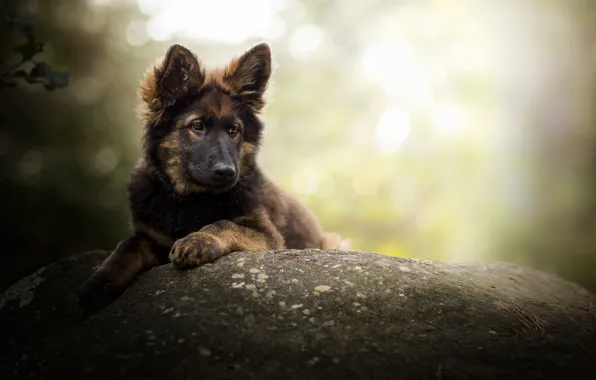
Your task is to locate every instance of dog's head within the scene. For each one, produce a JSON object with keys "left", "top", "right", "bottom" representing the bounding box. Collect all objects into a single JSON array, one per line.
[{"left": 138, "top": 43, "right": 271, "bottom": 194}]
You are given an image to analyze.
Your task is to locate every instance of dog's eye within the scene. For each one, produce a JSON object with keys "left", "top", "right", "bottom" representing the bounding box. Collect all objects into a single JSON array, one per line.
[
  {"left": 189, "top": 120, "right": 205, "bottom": 133},
  {"left": 228, "top": 124, "right": 241, "bottom": 136}
]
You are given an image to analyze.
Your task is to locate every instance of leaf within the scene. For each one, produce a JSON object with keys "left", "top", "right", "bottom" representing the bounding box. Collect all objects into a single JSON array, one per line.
[
  {"left": 12, "top": 70, "right": 29, "bottom": 77},
  {"left": 23, "top": 75, "right": 42, "bottom": 84},
  {"left": 46, "top": 70, "right": 69, "bottom": 89},
  {"left": 1, "top": 16, "right": 69, "bottom": 92},
  {"left": 7, "top": 17, "right": 36, "bottom": 42},
  {"left": 30, "top": 62, "right": 51, "bottom": 77},
  {"left": 14, "top": 41, "right": 44, "bottom": 62},
  {"left": 18, "top": 24, "right": 35, "bottom": 43}
]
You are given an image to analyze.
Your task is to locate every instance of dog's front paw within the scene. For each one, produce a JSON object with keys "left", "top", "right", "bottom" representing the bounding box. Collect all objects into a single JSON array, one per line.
[
  {"left": 169, "top": 232, "right": 225, "bottom": 268},
  {"left": 77, "top": 270, "right": 126, "bottom": 316}
]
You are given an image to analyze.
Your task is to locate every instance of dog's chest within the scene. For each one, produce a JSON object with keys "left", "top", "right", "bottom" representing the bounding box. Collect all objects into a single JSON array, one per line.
[
  {"left": 128, "top": 169, "right": 258, "bottom": 241},
  {"left": 133, "top": 189, "right": 246, "bottom": 240}
]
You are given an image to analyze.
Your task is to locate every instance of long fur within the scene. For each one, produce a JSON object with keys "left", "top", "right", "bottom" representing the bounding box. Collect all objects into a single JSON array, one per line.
[{"left": 78, "top": 43, "right": 349, "bottom": 314}]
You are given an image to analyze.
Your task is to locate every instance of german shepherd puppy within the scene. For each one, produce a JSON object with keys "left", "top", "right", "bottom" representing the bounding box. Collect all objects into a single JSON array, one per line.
[{"left": 78, "top": 43, "right": 348, "bottom": 314}]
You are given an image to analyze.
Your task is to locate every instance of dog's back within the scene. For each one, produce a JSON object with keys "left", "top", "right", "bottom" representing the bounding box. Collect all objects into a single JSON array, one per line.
[{"left": 259, "top": 175, "right": 350, "bottom": 250}]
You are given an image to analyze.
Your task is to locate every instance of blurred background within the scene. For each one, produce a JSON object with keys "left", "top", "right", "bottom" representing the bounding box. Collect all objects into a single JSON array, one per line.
[{"left": 1, "top": 0, "right": 595, "bottom": 293}]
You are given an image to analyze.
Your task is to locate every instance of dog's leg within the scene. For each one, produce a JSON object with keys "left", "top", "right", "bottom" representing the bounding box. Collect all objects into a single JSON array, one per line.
[
  {"left": 169, "top": 209, "right": 284, "bottom": 268},
  {"left": 78, "top": 235, "right": 163, "bottom": 314}
]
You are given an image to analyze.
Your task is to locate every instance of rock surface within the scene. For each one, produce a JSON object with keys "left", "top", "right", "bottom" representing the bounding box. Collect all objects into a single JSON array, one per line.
[{"left": 1, "top": 249, "right": 595, "bottom": 380}]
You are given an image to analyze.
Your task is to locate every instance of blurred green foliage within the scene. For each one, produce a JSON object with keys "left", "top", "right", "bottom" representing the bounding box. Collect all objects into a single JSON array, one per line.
[
  {"left": 0, "top": 13, "right": 68, "bottom": 91},
  {"left": 0, "top": 0, "right": 595, "bottom": 293}
]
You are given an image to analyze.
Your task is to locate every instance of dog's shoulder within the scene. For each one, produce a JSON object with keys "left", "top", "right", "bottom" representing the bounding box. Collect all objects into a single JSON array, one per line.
[{"left": 127, "top": 159, "right": 162, "bottom": 202}]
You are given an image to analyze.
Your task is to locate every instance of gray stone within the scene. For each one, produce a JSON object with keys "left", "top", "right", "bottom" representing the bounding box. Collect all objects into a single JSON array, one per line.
[{"left": 1, "top": 249, "right": 595, "bottom": 379}]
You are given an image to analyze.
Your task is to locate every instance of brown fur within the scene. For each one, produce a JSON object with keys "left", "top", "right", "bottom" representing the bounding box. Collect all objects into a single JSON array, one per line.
[
  {"left": 137, "top": 43, "right": 270, "bottom": 126},
  {"left": 78, "top": 43, "right": 349, "bottom": 315}
]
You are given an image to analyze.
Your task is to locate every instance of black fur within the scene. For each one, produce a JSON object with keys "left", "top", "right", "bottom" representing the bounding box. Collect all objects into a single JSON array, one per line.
[{"left": 127, "top": 165, "right": 262, "bottom": 243}]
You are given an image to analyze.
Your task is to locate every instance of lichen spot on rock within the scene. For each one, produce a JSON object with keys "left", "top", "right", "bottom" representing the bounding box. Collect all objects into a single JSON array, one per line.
[
  {"left": 0, "top": 267, "right": 45, "bottom": 310},
  {"left": 399, "top": 265, "right": 411, "bottom": 272},
  {"left": 314, "top": 285, "right": 331, "bottom": 293}
]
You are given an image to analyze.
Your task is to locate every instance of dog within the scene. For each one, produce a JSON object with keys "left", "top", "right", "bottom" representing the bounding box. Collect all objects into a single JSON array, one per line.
[{"left": 77, "top": 42, "right": 349, "bottom": 314}]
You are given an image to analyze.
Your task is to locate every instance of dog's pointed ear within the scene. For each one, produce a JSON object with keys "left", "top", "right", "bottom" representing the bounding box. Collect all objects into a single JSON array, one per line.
[
  {"left": 139, "top": 44, "right": 204, "bottom": 116},
  {"left": 157, "top": 44, "right": 204, "bottom": 107},
  {"left": 224, "top": 43, "right": 271, "bottom": 111}
]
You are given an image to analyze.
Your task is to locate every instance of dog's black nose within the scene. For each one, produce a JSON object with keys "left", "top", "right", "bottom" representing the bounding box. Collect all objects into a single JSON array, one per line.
[{"left": 213, "top": 162, "right": 236, "bottom": 178}]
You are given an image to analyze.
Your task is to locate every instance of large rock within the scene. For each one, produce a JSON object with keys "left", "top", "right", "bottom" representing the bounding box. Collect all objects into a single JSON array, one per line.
[{"left": 1, "top": 249, "right": 595, "bottom": 379}]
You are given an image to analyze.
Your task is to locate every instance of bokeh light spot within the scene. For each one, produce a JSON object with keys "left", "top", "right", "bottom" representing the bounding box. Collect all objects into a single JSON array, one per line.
[
  {"left": 19, "top": 150, "right": 44, "bottom": 179},
  {"left": 431, "top": 104, "right": 467, "bottom": 135},
  {"left": 126, "top": 19, "right": 149, "bottom": 47},
  {"left": 139, "top": 0, "right": 284, "bottom": 44},
  {"left": 291, "top": 166, "right": 320, "bottom": 195},
  {"left": 288, "top": 24, "right": 324, "bottom": 60},
  {"left": 95, "top": 147, "right": 119, "bottom": 174},
  {"left": 375, "top": 108, "right": 411, "bottom": 154}
]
